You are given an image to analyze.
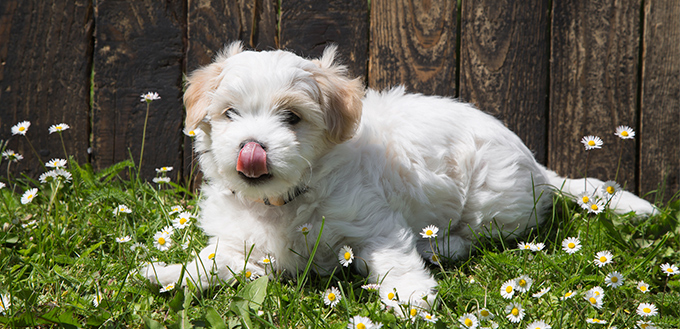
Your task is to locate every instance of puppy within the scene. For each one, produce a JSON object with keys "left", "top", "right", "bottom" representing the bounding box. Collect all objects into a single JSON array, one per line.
[{"left": 143, "top": 42, "right": 655, "bottom": 310}]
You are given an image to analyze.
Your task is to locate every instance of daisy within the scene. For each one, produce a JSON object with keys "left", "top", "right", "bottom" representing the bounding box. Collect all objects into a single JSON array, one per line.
[
  {"left": 459, "top": 313, "right": 478, "bottom": 328},
  {"left": 172, "top": 212, "right": 193, "bottom": 229},
  {"left": 1, "top": 150, "right": 23, "bottom": 162},
  {"left": 153, "top": 177, "right": 171, "bottom": 184},
  {"left": 361, "top": 284, "right": 381, "bottom": 291},
  {"left": 586, "top": 318, "right": 607, "bottom": 324},
  {"left": 347, "top": 315, "right": 380, "bottom": 329},
  {"left": 660, "top": 263, "right": 679, "bottom": 276},
  {"left": 152, "top": 231, "right": 172, "bottom": 251},
  {"left": 532, "top": 287, "right": 551, "bottom": 298},
  {"left": 500, "top": 279, "right": 516, "bottom": 299},
  {"left": 420, "top": 225, "right": 438, "bottom": 238},
  {"left": 0, "top": 294, "right": 11, "bottom": 314},
  {"left": 526, "top": 320, "right": 551, "bottom": 329},
  {"left": 478, "top": 307, "right": 494, "bottom": 321},
  {"left": 584, "top": 291, "right": 603, "bottom": 309},
  {"left": 577, "top": 192, "right": 593, "bottom": 210},
  {"left": 530, "top": 242, "right": 545, "bottom": 252},
  {"left": 636, "top": 303, "right": 658, "bottom": 317},
  {"left": 116, "top": 236, "right": 132, "bottom": 243},
  {"left": 155, "top": 166, "right": 173, "bottom": 173},
  {"left": 130, "top": 242, "right": 148, "bottom": 253},
  {"left": 581, "top": 135, "right": 603, "bottom": 150},
  {"left": 587, "top": 199, "right": 606, "bottom": 214},
  {"left": 562, "top": 237, "right": 582, "bottom": 254},
  {"left": 159, "top": 225, "right": 174, "bottom": 236},
  {"left": 636, "top": 320, "right": 657, "bottom": 329},
  {"left": 588, "top": 286, "right": 605, "bottom": 298},
  {"left": 185, "top": 129, "right": 198, "bottom": 137},
  {"left": 0, "top": 182, "right": 5, "bottom": 189},
  {"left": 259, "top": 255, "right": 275, "bottom": 266},
  {"left": 386, "top": 290, "right": 397, "bottom": 301},
  {"left": 481, "top": 322, "right": 499, "bottom": 329},
  {"left": 605, "top": 271, "right": 624, "bottom": 288},
  {"left": 11, "top": 121, "right": 30, "bottom": 135},
  {"left": 39, "top": 170, "right": 58, "bottom": 183},
  {"left": 21, "top": 188, "right": 38, "bottom": 204},
  {"left": 169, "top": 205, "right": 183, "bottom": 214},
  {"left": 141, "top": 92, "right": 161, "bottom": 102},
  {"left": 243, "top": 270, "right": 259, "bottom": 281},
  {"left": 615, "top": 125, "right": 635, "bottom": 139},
  {"left": 49, "top": 123, "right": 70, "bottom": 134},
  {"left": 560, "top": 290, "right": 576, "bottom": 300},
  {"left": 518, "top": 241, "right": 533, "bottom": 250},
  {"left": 45, "top": 158, "right": 67, "bottom": 168},
  {"left": 421, "top": 312, "right": 437, "bottom": 323},
  {"left": 601, "top": 181, "right": 622, "bottom": 199},
  {"left": 515, "top": 275, "right": 533, "bottom": 293},
  {"left": 637, "top": 281, "right": 650, "bottom": 293},
  {"left": 159, "top": 282, "right": 175, "bottom": 293},
  {"left": 297, "top": 223, "right": 313, "bottom": 235},
  {"left": 113, "top": 204, "right": 132, "bottom": 215},
  {"left": 338, "top": 245, "right": 354, "bottom": 267},
  {"left": 505, "top": 302, "right": 525, "bottom": 323},
  {"left": 428, "top": 253, "right": 440, "bottom": 265},
  {"left": 593, "top": 250, "right": 614, "bottom": 267}
]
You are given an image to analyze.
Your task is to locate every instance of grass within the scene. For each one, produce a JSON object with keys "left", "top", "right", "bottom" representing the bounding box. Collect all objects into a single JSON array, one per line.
[{"left": 1, "top": 140, "right": 679, "bottom": 328}]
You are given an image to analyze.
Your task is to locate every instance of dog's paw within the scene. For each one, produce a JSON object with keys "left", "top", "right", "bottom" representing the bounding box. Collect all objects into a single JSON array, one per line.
[{"left": 139, "top": 262, "right": 184, "bottom": 287}]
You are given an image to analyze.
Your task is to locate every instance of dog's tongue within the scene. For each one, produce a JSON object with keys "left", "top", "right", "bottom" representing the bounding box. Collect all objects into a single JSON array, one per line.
[{"left": 237, "top": 142, "right": 268, "bottom": 178}]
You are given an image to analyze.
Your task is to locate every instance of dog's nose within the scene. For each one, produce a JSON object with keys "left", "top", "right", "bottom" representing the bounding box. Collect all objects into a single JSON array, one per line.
[{"left": 237, "top": 141, "right": 268, "bottom": 178}]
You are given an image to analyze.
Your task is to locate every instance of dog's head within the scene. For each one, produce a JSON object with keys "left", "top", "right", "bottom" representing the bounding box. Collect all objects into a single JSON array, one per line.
[{"left": 185, "top": 42, "right": 364, "bottom": 204}]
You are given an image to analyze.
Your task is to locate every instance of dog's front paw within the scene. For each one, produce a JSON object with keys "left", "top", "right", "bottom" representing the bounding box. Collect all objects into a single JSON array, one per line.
[{"left": 140, "top": 262, "right": 184, "bottom": 287}]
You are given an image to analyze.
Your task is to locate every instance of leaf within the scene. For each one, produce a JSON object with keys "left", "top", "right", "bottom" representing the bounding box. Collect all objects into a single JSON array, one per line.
[
  {"left": 142, "top": 316, "right": 167, "bottom": 329},
  {"left": 168, "top": 288, "right": 185, "bottom": 312},
  {"left": 204, "top": 307, "right": 228, "bottom": 329}
]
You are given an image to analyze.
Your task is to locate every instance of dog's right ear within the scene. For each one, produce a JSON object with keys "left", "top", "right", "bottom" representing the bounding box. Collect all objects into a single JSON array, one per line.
[{"left": 184, "top": 42, "right": 243, "bottom": 131}]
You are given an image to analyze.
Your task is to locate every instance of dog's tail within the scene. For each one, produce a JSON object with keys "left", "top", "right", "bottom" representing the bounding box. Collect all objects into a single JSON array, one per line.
[{"left": 545, "top": 169, "right": 657, "bottom": 216}]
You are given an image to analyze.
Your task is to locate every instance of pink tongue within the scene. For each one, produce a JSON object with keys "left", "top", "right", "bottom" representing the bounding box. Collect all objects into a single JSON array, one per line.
[{"left": 237, "top": 142, "right": 268, "bottom": 178}]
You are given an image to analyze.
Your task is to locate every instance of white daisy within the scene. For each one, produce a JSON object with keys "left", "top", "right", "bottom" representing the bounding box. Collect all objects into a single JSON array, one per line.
[
  {"left": 560, "top": 290, "right": 576, "bottom": 300},
  {"left": 21, "top": 188, "right": 38, "bottom": 204},
  {"left": 637, "top": 281, "right": 650, "bottom": 293},
  {"left": 130, "top": 242, "right": 147, "bottom": 253},
  {"left": 49, "top": 123, "right": 70, "bottom": 134},
  {"left": 586, "top": 318, "right": 607, "bottom": 325},
  {"left": 428, "top": 253, "right": 441, "bottom": 265},
  {"left": 530, "top": 242, "right": 545, "bottom": 252},
  {"left": 636, "top": 320, "right": 657, "bottom": 329},
  {"left": 660, "top": 263, "right": 679, "bottom": 276},
  {"left": 153, "top": 177, "right": 171, "bottom": 184},
  {"left": 259, "top": 255, "right": 275, "bottom": 266},
  {"left": 141, "top": 92, "right": 161, "bottom": 102},
  {"left": 526, "top": 320, "right": 551, "bottom": 329},
  {"left": 323, "top": 287, "right": 342, "bottom": 307},
  {"left": 113, "top": 204, "right": 132, "bottom": 215},
  {"left": 46, "top": 158, "right": 67, "bottom": 168},
  {"left": 515, "top": 275, "right": 533, "bottom": 293},
  {"left": 11, "top": 121, "right": 30, "bottom": 135},
  {"left": 338, "top": 245, "right": 354, "bottom": 267},
  {"left": 601, "top": 180, "right": 622, "bottom": 199},
  {"left": 615, "top": 125, "right": 635, "bottom": 139},
  {"left": 421, "top": 311, "right": 437, "bottom": 323},
  {"left": 584, "top": 290, "right": 603, "bottom": 309},
  {"left": 587, "top": 199, "right": 606, "bottom": 214},
  {"left": 500, "top": 279, "right": 516, "bottom": 299},
  {"left": 636, "top": 303, "right": 658, "bottom": 317},
  {"left": 532, "top": 287, "right": 551, "bottom": 298},
  {"left": 0, "top": 294, "right": 11, "bottom": 314},
  {"left": 155, "top": 166, "right": 173, "bottom": 173},
  {"left": 577, "top": 192, "right": 594, "bottom": 210},
  {"left": 361, "top": 284, "right": 381, "bottom": 291},
  {"left": 420, "top": 225, "right": 439, "bottom": 238},
  {"left": 518, "top": 241, "right": 533, "bottom": 250},
  {"left": 478, "top": 307, "right": 494, "bottom": 320},
  {"left": 92, "top": 291, "right": 103, "bottom": 307},
  {"left": 172, "top": 212, "right": 193, "bottom": 229},
  {"left": 1, "top": 150, "right": 23, "bottom": 162},
  {"left": 505, "top": 302, "right": 525, "bottom": 323},
  {"left": 39, "top": 170, "right": 58, "bottom": 183},
  {"left": 169, "top": 205, "right": 183, "bottom": 214},
  {"left": 581, "top": 135, "right": 603, "bottom": 150},
  {"left": 0, "top": 182, "right": 5, "bottom": 189},
  {"left": 116, "top": 236, "right": 132, "bottom": 243},
  {"left": 152, "top": 231, "right": 172, "bottom": 251},
  {"left": 588, "top": 286, "right": 605, "bottom": 299},
  {"left": 561, "top": 237, "right": 582, "bottom": 254},
  {"left": 53, "top": 168, "right": 72, "bottom": 182},
  {"left": 159, "top": 282, "right": 175, "bottom": 293},
  {"left": 459, "top": 313, "right": 478, "bottom": 328},
  {"left": 593, "top": 250, "right": 614, "bottom": 267},
  {"left": 605, "top": 271, "right": 624, "bottom": 288},
  {"left": 347, "top": 315, "right": 380, "bottom": 329},
  {"left": 159, "top": 225, "right": 174, "bottom": 236},
  {"left": 297, "top": 223, "right": 313, "bottom": 235}
]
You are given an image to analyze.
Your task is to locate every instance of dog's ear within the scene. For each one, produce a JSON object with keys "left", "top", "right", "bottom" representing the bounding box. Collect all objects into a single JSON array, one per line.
[
  {"left": 184, "top": 41, "right": 244, "bottom": 131},
  {"left": 311, "top": 46, "right": 364, "bottom": 144}
]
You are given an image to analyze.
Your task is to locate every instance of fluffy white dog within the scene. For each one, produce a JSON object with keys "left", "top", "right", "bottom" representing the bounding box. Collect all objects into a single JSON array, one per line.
[{"left": 143, "top": 42, "right": 654, "bottom": 310}]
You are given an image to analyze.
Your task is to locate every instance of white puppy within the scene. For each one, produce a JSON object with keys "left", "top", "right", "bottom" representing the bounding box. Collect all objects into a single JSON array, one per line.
[{"left": 143, "top": 42, "right": 654, "bottom": 310}]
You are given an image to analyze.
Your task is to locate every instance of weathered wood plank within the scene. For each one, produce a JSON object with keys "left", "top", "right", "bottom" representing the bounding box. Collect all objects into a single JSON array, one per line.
[
  {"left": 0, "top": 0, "right": 92, "bottom": 177},
  {"left": 459, "top": 0, "right": 549, "bottom": 163},
  {"left": 549, "top": 0, "right": 640, "bottom": 192},
  {"left": 640, "top": 0, "right": 680, "bottom": 202},
  {"left": 368, "top": 0, "right": 457, "bottom": 96},
  {"left": 280, "top": 0, "right": 368, "bottom": 80},
  {"left": 92, "top": 0, "right": 185, "bottom": 180}
]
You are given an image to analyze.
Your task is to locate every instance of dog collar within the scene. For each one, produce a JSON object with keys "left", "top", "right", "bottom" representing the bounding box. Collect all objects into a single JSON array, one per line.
[{"left": 253, "top": 185, "right": 308, "bottom": 206}]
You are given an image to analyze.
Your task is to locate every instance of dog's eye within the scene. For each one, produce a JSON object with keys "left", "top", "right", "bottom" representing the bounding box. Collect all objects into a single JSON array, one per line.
[
  {"left": 282, "top": 110, "right": 301, "bottom": 125},
  {"left": 224, "top": 108, "right": 240, "bottom": 120}
]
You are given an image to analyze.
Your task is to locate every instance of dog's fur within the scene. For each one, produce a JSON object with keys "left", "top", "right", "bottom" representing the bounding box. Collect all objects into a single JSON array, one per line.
[{"left": 143, "top": 42, "right": 655, "bottom": 310}]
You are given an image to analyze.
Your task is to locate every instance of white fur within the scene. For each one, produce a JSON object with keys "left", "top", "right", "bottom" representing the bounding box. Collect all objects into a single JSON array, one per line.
[{"left": 143, "top": 43, "right": 655, "bottom": 310}]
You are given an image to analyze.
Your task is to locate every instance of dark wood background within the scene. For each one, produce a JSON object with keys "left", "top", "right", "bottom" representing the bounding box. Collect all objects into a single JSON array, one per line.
[{"left": 1, "top": 0, "right": 678, "bottom": 203}]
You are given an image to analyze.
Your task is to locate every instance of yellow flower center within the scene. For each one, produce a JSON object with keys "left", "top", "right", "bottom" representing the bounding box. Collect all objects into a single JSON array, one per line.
[
  {"left": 387, "top": 292, "right": 395, "bottom": 300},
  {"left": 594, "top": 291, "right": 600, "bottom": 296},
  {"left": 180, "top": 218, "right": 187, "bottom": 224},
  {"left": 208, "top": 253, "right": 215, "bottom": 260},
  {"left": 344, "top": 252, "right": 351, "bottom": 260},
  {"left": 589, "top": 297, "right": 597, "bottom": 304},
  {"left": 582, "top": 196, "right": 590, "bottom": 203},
  {"left": 611, "top": 276, "right": 618, "bottom": 283},
  {"left": 357, "top": 324, "right": 366, "bottom": 329},
  {"left": 245, "top": 271, "right": 252, "bottom": 278},
  {"left": 640, "top": 324, "right": 649, "bottom": 328},
  {"left": 188, "top": 130, "right": 196, "bottom": 136},
  {"left": 606, "top": 186, "right": 615, "bottom": 194},
  {"left": 426, "top": 229, "right": 433, "bottom": 235},
  {"left": 464, "top": 318, "right": 473, "bottom": 326},
  {"left": 480, "top": 310, "right": 489, "bottom": 317},
  {"left": 263, "top": 258, "right": 270, "bottom": 264},
  {"left": 599, "top": 256, "right": 607, "bottom": 263},
  {"left": 327, "top": 293, "right": 335, "bottom": 301},
  {"left": 19, "top": 127, "right": 25, "bottom": 132},
  {"left": 519, "top": 279, "right": 527, "bottom": 287},
  {"left": 565, "top": 292, "right": 572, "bottom": 297},
  {"left": 425, "top": 314, "right": 432, "bottom": 320},
  {"left": 640, "top": 286, "right": 647, "bottom": 292},
  {"left": 588, "top": 140, "right": 595, "bottom": 146},
  {"left": 568, "top": 242, "right": 575, "bottom": 248},
  {"left": 506, "top": 286, "right": 513, "bottom": 293},
  {"left": 621, "top": 131, "right": 629, "bottom": 137},
  {"left": 158, "top": 237, "right": 166, "bottom": 245},
  {"left": 666, "top": 268, "right": 674, "bottom": 272},
  {"left": 511, "top": 308, "right": 519, "bottom": 316},
  {"left": 27, "top": 194, "right": 33, "bottom": 199},
  {"left": 643, "top": 307, "right": 651, "bottom": 313},
  {"left": 432, "top": 254, "right": 439, "bottom": 262},
  {"left": 301, "top": 227, "right": 309, "bottom": 232},
  {"left": 591, "top": 204, "right": 599, "bottom": 211},
  {"left": 410, "top": 308, "right": 417, "bottom": 317}
]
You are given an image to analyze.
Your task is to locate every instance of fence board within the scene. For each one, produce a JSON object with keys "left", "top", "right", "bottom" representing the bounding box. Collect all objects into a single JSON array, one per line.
[
  {"left": 92, "top": 0, "right": 185, "bottom": 180},
  {"left": 640, "top": 0, "right": 680, "bottom": 202},
  {"left": 0, "top": 0, "right": 92, "bottom": 177},
  {"left": 280, "top": 0, "right": 368, "bottom": 79},
  {"left": 549, "top": 0, "right": 640, "bottom": 192},
  {"left": 368, "top": 0, "right": 457, "bottom": 96},
  {"left": 459, "top": 0, "right": 549, "bottom": 163}
]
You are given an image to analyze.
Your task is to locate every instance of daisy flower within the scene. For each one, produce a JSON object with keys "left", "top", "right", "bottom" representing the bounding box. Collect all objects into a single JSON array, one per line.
[
  {"left": 11, "top": 121, "right": 30, "bottom": 135},
  {"left": 141, "top": 92, "right": 161, "bottom": 102},
  {"left": 0, "top": 182, "right": 4, "bottom": 189},
  {"left": 581, "top": 135, "right": 603, "bottom": 150},
  {"left": 593, "top": 250, "right": 614, "bottom": 267},
  {"left": 530, "top": 242, "right": 545, "bottom": 252},
  {"left": 518, "top": 241, "right": 533, "bottom": 250},
  {"left": 601, "top": 180, "right": 622, "bottom": 199},
  {"left": 130, "top": 242, "right": 148, "bottom": 253},
  {"left": 338, "top": 245, "right": 354, "bottom": 267},
  {"left": 49, "top": 123, "right": 70, "bottom": 134},
  {"left": 615, "top": 125, "right": 635, "bottom": 139},
  {"left": 533, "top": 287, "right": 551, "bottom": 298},
  {"left": 576, "top": 192, "right": 594, "bottom": 210},
  {"left": 562, "top": 237, "right": 582, "bottom": 254},
  {"left": 586, "top": 318, "right": 607, "bottom": 325},
  {"left": 505, "top": 302, "right": 525, "bottom": 323},
  {"left": 116, "top": 236, "right": 132, "bottom": 243},
  {"left": 588, "top": 286, "right": 605, "bottom": 298},
  {"left": 185, "top": 129, "right": 198, "bottom": 137},
  {"left": 605, "top": 271, "right": 624, "bottom": 288},
  {"left": 113, "top": 204, "right": 132, "bottom": 215},
  {"left": 637, "top": 281, "right": 650, "bottom": 293},
  {"left": 0, "top": 294, "right": 11, "bottom": 314},
  {"left": 500, "top": 279, "right": 516, "bottom": 299},
  {"left": 420, "top": 225, "right": 438, "bottom": 238},
  {"left": 348, "top": 315, "right": 380, "bottom": 329},
  {"left": 560, "top": 290, "right": 576, "bottom": 300},
  {"left": 92, "top": 291, "right": 103, "bottom": 307},
  {"left": 172, "top": 212, "right": 193, "bottom": 229},
  {"left": 478, "top": 307, "right": 494, "bottom": 320},
  {"left": 459, "top": 313, "right": 478, "bottom": 328},
  {"left": 45, "top": 158, "right": 67, "bottom": 168},
  {"left": 515, "top": 275, "right": 533, "bottom": 293},
  {"left": 152, "top": 231, "right": 172, "bottom": 251},
  {"left": 636, "top": 303, "right": 658, "bottom": 317},
  {"left": 297, "top": 223, "right": 313, "bottom": 235},
  {"left": 428, "top": 253, "right": 441, "bottom": 265},
  {"left": 153, "top": 177, "right": 171, "bottom": 184},
  {"left": 660, "top": 263, "right": 679, "bottom": 276},
  {"left": 159, "top": 282, "right": 175, "bottom": 293},
  {"left": 39, "top": 170, "right": 58, "bottom": 183},
  {"left": 636, "top": 320, "right": 657, "bottom": 329},
  {"left": 54, "top": 168, "right": 72, "bottom": 182},
  {"left": 1, "top": 150, "right": 23, "bottom": 162},
  {"left": 243, "top": 270, "right": 259, "bottom": 281},
  {"left": 169, "top": 205, "right": 183, "bottom": 214},
  {"left": 156, "top": 166, "right": 173, "bottom": 173},
  {"left": 21, "top": 188, "right": 38, "bottom": 204},
  {"left": 584, "top": 291, "right": 603, "bottom": 309},
  {"left": 587, "top": 199, "right": 606, "bottom": 214},
  {"left": 421, "top": 312, "right": 437, "bottom": 323},
  {"left": 386, "top": 290, "right": 397, "bottom": 301},
  {"left": 526, "top": 320, "right": 551, "bottom": 329},
  {"left": 361, "top": 284, "right": 381, "bottom": 291},
  {"left": 159, "top": 225, "right": 174, "bottom": 236},
  {"left": 259, "top": 255, "right": 275, "bottom": 266}
]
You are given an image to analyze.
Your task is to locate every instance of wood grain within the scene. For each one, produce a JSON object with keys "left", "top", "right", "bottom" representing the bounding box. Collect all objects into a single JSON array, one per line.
[
  {"left": 0, "top": 0, "right": 92, "bottom": 177},
  {"left": 639, "top": 0, "right": 680, "bottom": 201},
  {"left": 280, "top": 0, "right": 368, "bottom": 80},
  {"left": 92, "top": 0, "right": 185, "bottom": 180},
  {"left": 369, "top": 0, "right": 457, "bottom": 96},
  {"left": 459, "top": 0, "right": 549, "bottom": 163},
  {"left": 549, "top": 0, "right": 640, "bottom": 192}
]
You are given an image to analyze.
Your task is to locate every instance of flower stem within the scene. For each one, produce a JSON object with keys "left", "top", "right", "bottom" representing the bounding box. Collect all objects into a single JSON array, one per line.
[
  {"left": 59, "top": 133, "right": 68, "bottom": 160},
  {"left": 23, "top": 135, "right": 46, "bottom": 170},
  {"left": 138, "top": 101, "right": 151, "bottom": 178},
  {"left": 614, "top": 142, "right": 623, "bottom": 182}
]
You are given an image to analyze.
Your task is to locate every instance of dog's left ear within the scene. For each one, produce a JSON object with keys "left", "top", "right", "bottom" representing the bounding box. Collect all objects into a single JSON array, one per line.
[{"left": 311, "top": 46, "right": 364, "bottom": 144}]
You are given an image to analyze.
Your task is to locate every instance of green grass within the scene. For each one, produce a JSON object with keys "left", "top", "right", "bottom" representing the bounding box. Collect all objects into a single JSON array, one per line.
[{"left": 1, "top": 154, "right": 679, "bottom": 328}]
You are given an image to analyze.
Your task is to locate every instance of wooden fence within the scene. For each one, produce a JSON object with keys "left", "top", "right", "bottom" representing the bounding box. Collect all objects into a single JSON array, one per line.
[{"left": 0, "top": 0, "right": 678, "bottom": 202}]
